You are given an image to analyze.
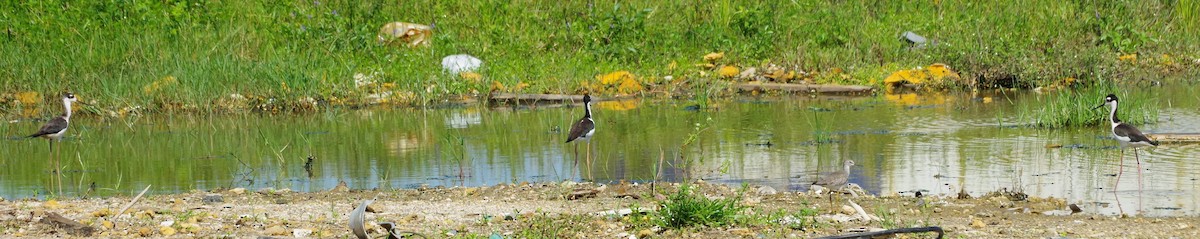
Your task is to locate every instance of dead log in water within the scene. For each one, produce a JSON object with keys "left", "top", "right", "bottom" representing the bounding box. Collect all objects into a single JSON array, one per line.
[
  {"left": 1148, "top": 133, "right": 1200, "bottom": 144},
  {"left": 734, "top": 83, "right": 874, "bottom": 94}
]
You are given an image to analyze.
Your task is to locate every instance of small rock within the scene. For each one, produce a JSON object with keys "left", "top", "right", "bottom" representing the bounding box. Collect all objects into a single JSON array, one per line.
[
  {"left": 756, "top": 186, "right": 777, "bottom": 195},
  {"left": 202, "top": 194, "right": 224, "bottom": 204},
  {"left": 637, "top": 229, "right": 655, "bottom": 238},
  {"left": 43, "top": 200, "right": 62, "bottom": 209},
  {"left": 178, "top": 223, "right": 199, "bottom": 233},
  {"left": 257, "top": 187, "right": 277, "bottom": 194},
  {"left": 228, "top": 188, "right": 246, "bottom": 195},
  {"left": 970, "top": 218, "right": 986, "bottom": 229},
  {"left": 100, "top": 220, "right": 114, "bottom": 229},
  {"left": 820, "top": 214, "right": 855, "bottom": 223},
  {"left": 159, "top": 220, "right": 175, "bottom": 227},
  {"left": 264, "top": 225, "right": 289, "bottom": 236},
  {"left": 137, "top": 227, "right": 154, "bottom": 237},
  {"left": 841, "top": 205, "right": 856, "bottom": 215},
  {"left": 727, "top": 228, "right": 754, "bottom": 236},
  {"left": 1069, "top": 204, "right": 1082, "bottom": 213},
  {"left": 397, "top": 214, "right": 420, "bottom": 224},
  {"left": 159, "top": 226, "right": 176, "bottom": 236},
  {"left": 331, "top": 181, "right": 350, "bottom": 192},
  {"left": 932, "top": 207, "right": 943, "bottom": 213},
  {"left": 567, "top": 189, "right": 599, "bottom": 200},
  {"left": 737, "top": 67, "right": 757, "bottom": 79},
  {"left": 293, "top": 228, "right": 314, "bottom": 238},
  {"left": 91, "top": 209, "right": 114, "bottom": 217}
]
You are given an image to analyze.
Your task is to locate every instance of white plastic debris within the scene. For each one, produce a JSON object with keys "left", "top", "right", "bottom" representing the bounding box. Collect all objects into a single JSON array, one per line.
[{"left": 441, "top": 54, "right": 483, "bottom": 74}]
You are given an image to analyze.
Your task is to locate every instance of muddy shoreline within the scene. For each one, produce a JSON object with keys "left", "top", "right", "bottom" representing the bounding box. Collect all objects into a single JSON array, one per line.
[{"left": 2, "top": 181, "right": 1197, "bottom": 238}]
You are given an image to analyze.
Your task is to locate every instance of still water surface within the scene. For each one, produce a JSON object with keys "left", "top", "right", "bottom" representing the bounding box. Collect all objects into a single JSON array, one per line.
[{"left": 2, "top": 87, "right": 1199, "bottom": 216}]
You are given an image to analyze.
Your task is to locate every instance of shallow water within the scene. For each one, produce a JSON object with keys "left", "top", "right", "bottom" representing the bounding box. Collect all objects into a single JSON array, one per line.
[{"left": 2, "top": 85, "right": 1199, "bottom": 216}]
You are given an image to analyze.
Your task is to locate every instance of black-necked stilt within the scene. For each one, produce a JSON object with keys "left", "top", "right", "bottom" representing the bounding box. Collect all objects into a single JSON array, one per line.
[
  {"left": 1092, "top": 94, "right": 1158, "bottom": 188},
  {"left": 27, "top": 92, "right": 77, "bottom": 194},
  {"left": 565, "top": 94, "right": 595, "bottom": 179},
  {"left": 812, "top": 160, "right": 855, "bottom": 203}
]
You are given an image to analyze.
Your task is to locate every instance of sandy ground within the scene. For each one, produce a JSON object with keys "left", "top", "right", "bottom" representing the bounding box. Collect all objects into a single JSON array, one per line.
[{"left": 2, "top": 181, "right": 1198, "bottom": 238}]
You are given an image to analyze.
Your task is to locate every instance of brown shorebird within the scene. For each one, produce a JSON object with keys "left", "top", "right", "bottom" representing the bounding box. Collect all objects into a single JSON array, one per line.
[{"left": 812, "top": 160, "right": 855, "bottom": 203}]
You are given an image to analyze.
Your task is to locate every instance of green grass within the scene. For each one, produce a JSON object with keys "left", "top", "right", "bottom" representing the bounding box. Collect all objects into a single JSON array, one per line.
[
  {"left": 656, "top": 184, "right": 744, "bottom": 229},
  {"left": 1018, "top": 83, "right": 1158, "bottom": 128},
  {"left": 0, "top": 0, "right": 1196, "bottom": 115}
]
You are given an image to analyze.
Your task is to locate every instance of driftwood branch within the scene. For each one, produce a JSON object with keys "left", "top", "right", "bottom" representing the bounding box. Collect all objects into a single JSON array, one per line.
[
  {"left": 1148, "top": 133, "right": 1200, "bottom": 144},
  {"left": 815, "top": 226, "right": 944, "bottom": 239},
  {"left": 40, "top": 212, "right": 95, "bottom": 236},
  {"left": 116, "top": 185, "right": 152, "bottom": 217}
]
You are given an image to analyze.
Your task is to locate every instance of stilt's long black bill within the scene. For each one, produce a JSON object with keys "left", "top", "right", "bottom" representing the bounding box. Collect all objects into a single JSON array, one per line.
[{"left": 1092, "top": 104, "right": 1104, "bottom": 110}]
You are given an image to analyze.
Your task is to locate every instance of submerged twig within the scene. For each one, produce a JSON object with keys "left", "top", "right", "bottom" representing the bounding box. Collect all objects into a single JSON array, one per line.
[{"left": 116, "top": 185, "right": 152, "bottom": 217}]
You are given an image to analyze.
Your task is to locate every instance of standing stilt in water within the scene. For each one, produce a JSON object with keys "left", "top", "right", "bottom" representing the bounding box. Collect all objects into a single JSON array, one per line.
[
  {"left": 1093, "top": 94, "right": 1157, "bottom": 213},
  {"left": 28, "top": 92, "right": 78, "bottom": 195},
  {"left": 565, "top": 94, "right": 595, "bottom": 180}
]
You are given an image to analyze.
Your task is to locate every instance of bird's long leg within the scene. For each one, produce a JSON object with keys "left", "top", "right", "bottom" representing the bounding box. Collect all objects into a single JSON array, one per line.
[
  {"left": 53, "top": 140, "right": 62, "bottom": 196},
  {"left": 1115, "top": 148, "right": 1124, "bottom": 191},
  {"left": 586, "top": 141, "right": 592, "bottom": 181},
  {"left": 1114, "top": 148, "right": 1126, "bottom": 215},
  {"left": 1135, "top": 148, "right": 1144, "bottom": 212},
  {"left": 572, "top": 143, "right": 579, "bottom": 180},
  {"left": 57, "top": 141, "right": 61, "bottom": 196},
  {"left": 1135, "top": 148, "right": 1143, "bottom": 190},
  {"left": 48, "top": 140, "right": 55, "bottom": 195}
]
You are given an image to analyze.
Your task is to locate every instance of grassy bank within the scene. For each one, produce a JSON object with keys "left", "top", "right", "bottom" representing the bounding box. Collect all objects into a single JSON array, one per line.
[{"left": 1, "top": 0, "right": 1197, "bottom": 116}]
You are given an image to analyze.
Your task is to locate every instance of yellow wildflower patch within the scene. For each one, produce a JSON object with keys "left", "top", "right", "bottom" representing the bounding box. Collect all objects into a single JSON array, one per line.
[
  {"left": 15, "top": 91, "right": 40, "bottom": 105},
  {"left": 597, "top": 71, "right": 634, "bottom": 85},
  {"left": 883, "top": 69, "right": 929, "bottom": 85},
  {"left": 490, "top": 81, "right": 506, "bottom": 92},
  {"left": 459, "top": 72, "right": 483, "bottom": 82},
  {"left": 884, "top": 63, "right": 961, "bottom": 87},
  {"left": 718, "top": 66, "right": 740, "bottom": 78},
  {"left": 1118, "top": 53, "right": 1137, "bottom": 62},
  {"left": 591, "top": 71, "right": 645, "bottom": 94},
  {"left": 703, "top": 52, "right": 724, "bottom": 62},
  {"left": 617, "top": 77, "right": 644, "bottom": 93},
  {"left": 143, "top": 76, "right": 178, "bottom": 94}
]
